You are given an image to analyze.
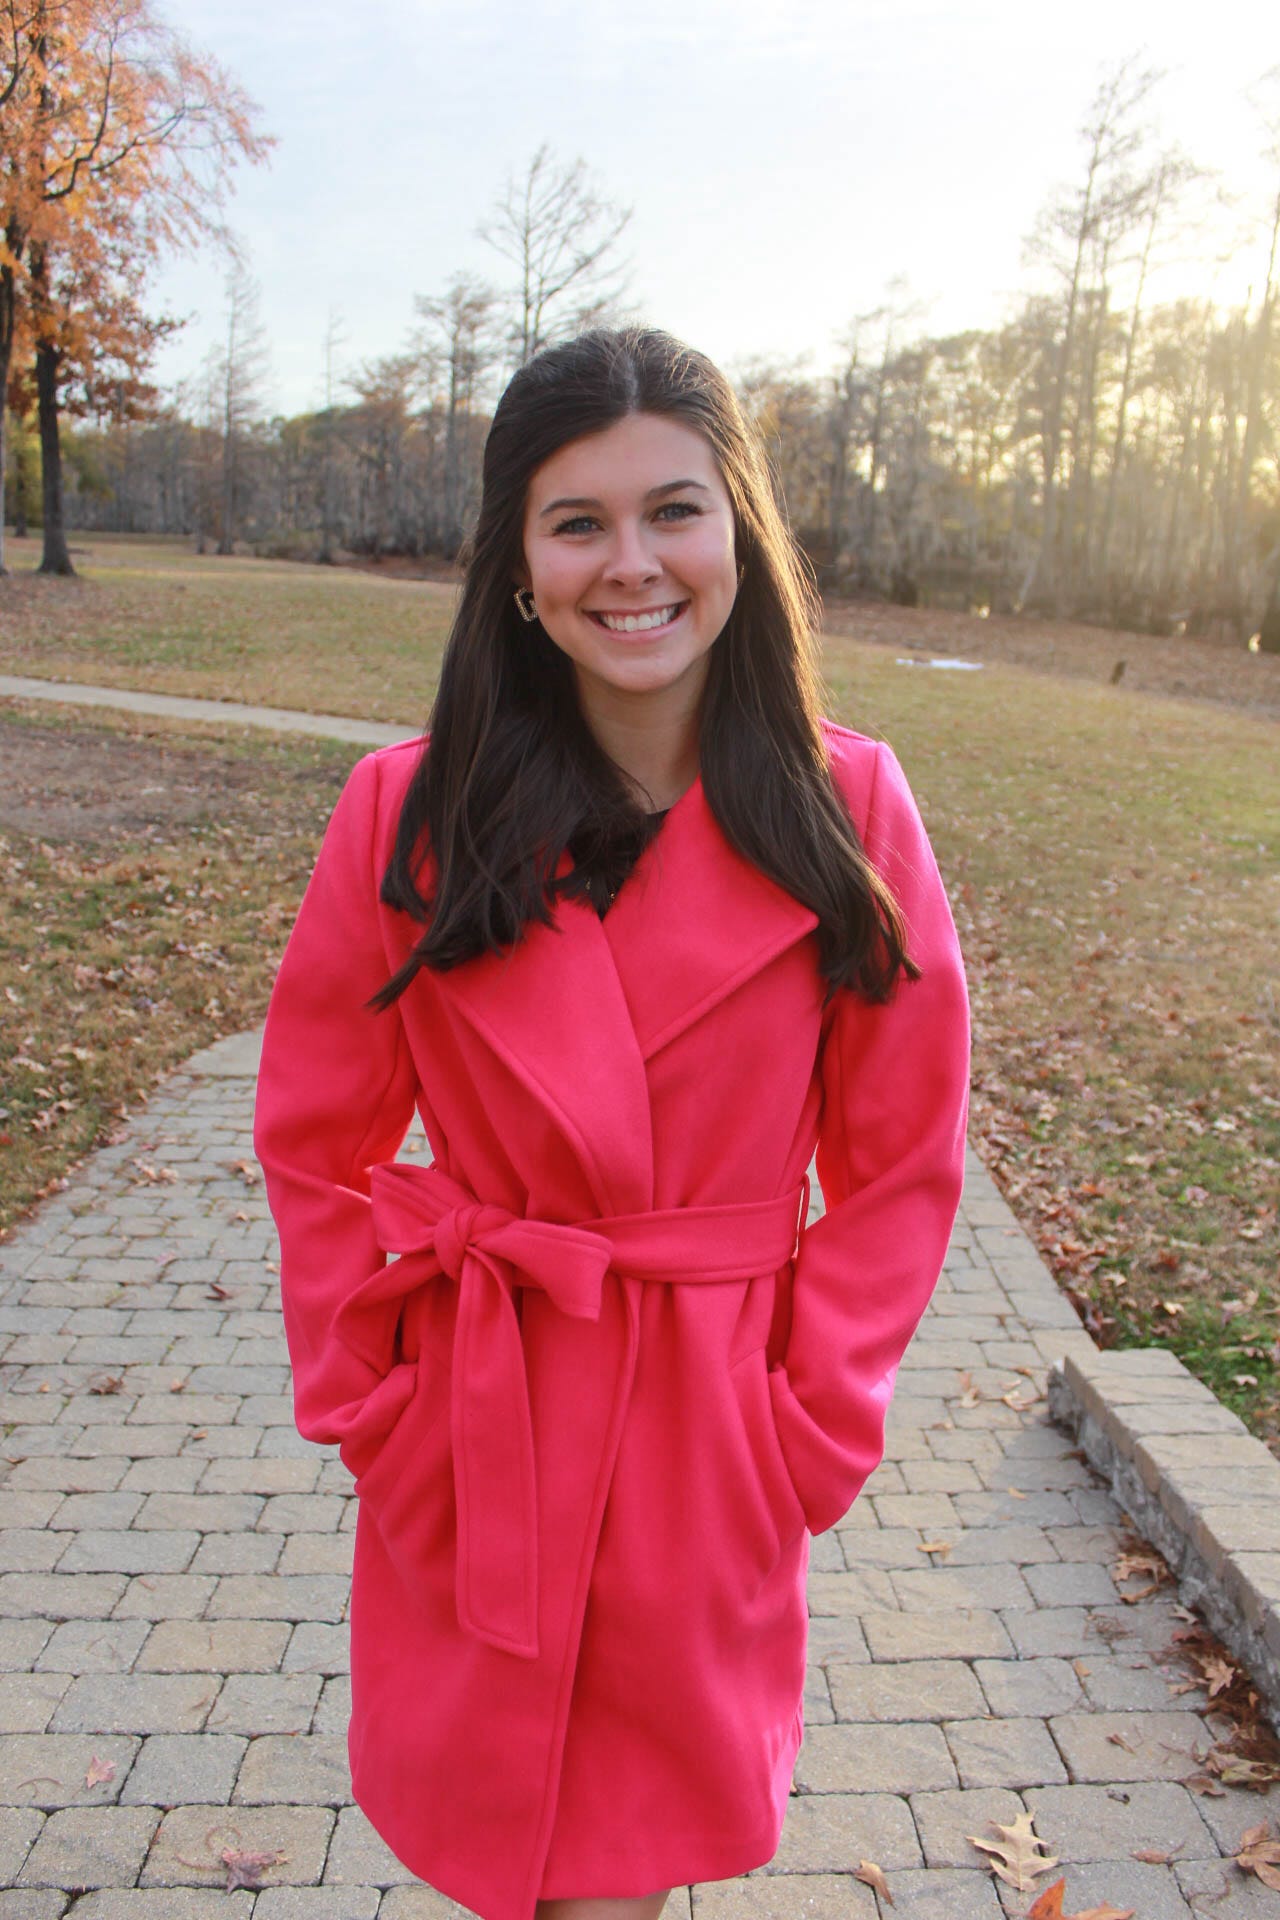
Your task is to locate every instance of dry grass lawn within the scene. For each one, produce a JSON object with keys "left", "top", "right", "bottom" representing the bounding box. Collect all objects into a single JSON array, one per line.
[{"left": 0, "top": 702, "right": 360, "bottom": 1229}]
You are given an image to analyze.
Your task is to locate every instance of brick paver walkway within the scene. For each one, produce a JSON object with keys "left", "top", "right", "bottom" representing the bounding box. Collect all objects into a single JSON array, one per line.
[{"left": 0, "top": 1033, "right": 1273, "bottom": 1918}]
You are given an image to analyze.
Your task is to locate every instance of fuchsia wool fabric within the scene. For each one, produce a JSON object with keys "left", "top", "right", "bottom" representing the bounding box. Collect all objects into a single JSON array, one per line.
[{"left": 253, "top": 722, "right": 970, "bottom": 1920}]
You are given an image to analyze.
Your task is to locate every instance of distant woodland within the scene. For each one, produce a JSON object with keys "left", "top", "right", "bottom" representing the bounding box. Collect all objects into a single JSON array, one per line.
[{"left": 3, "top": 17, "right": 1278, "bottom": 644}]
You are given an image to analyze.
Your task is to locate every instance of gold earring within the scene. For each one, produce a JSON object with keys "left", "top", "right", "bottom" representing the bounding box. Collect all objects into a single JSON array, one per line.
[{"left": 514, "top": 587, "right": 539, "bottom": 624}]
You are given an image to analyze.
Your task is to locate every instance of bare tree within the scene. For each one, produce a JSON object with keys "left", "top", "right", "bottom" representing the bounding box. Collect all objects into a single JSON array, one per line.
[
  {"left": 1095, "top": 148, "right": 1201, "bottom": 587},
  {"left": 1023, "top": 56, "right": 1164, "bottom": 613},
  {"left": 318, "top": 307, "right": 347, "bottom": 564},
  {"left": 477, "top": 144, "right": 632, "bottom": 365},
  {"left": 414, "top": 273, "right": 500, "bottom": 553},
  {"left": 1233, "top": 68, "right": 1280, "bottom": 621},
  {"left": 216, "top": 262, "right": 270, "bottom": 554}
]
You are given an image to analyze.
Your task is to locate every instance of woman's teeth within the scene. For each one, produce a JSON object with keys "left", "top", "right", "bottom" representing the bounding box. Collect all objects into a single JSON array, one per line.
[{"left": 594, "top": 604, "right": 684, "bottom": 633}]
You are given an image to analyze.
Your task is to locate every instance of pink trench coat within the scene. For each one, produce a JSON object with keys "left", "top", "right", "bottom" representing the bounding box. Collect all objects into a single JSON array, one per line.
[{"left": 253, "top": 721, "right": 970, "bottom": 1920}]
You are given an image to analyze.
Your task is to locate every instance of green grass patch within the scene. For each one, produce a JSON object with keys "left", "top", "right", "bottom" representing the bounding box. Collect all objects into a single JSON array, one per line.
[{"left": 0, "top": 533, "right": 453, "bottom": 722}]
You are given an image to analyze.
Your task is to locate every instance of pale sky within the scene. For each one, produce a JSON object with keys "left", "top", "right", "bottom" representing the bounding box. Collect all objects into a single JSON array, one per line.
[{"left": 146, "top": 0, "right": 1277, "bottom": 417}]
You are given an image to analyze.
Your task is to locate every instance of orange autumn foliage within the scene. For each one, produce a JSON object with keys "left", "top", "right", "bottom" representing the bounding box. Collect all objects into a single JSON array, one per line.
[{"left": 0, "top": 0, "right": 271, "bottom": 567}]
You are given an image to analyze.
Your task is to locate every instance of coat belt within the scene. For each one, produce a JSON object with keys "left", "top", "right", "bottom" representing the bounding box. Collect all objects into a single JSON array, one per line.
[{"left": 331, "top": 1161, "right": 809, "bottom": 1660}]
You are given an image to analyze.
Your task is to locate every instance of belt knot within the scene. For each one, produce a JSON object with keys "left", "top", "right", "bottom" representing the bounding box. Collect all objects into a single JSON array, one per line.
[{"left": 433, "top": 1201, "right": 511, "bottom": 1284}]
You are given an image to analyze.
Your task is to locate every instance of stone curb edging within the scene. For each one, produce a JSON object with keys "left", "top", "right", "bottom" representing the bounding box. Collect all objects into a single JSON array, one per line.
[{"left": 1048, "top": 1346, "right": 1280, "bottom": 1736}]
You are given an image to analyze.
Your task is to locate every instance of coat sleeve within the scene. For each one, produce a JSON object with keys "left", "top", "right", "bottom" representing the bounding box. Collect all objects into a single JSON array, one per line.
[
  {"left": 252, "top": 750, "right": 421, "bottom": 1478},
  {"left": 768, "top": 739, "right": 970, "bottom": 1537}
]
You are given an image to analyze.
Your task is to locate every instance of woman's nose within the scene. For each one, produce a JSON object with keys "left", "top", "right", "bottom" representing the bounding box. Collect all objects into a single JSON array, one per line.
[{"left": 604, "top": 522, "right": 661, "bottom": 586}]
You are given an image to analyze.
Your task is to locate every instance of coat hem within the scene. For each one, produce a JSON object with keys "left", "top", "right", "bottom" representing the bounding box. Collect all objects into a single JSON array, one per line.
[
  {"left": 356, "top": 1822, "right": 789, "bottom": 1920},
  {"left": 537, "top": 1822, "right": 787, "bottom": 1899}
]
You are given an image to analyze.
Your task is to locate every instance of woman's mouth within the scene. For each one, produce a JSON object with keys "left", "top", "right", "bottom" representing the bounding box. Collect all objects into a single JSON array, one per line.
[{"left": 588, "top": 601, "right": 688, "bottom": 635}]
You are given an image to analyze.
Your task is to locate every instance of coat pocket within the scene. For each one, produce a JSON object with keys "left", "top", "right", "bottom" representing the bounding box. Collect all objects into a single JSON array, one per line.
[
  {"left": 351, "top": 1343, "right": 454, "bottom": 1600},
  {"left": 728, "top": 1344, "right": 807, "bottom": 1562}
]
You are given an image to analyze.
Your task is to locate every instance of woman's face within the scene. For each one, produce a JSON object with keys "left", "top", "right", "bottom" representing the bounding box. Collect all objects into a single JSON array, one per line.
[{"left": 517, "top": 410, "right": 739, "bottom": 723}]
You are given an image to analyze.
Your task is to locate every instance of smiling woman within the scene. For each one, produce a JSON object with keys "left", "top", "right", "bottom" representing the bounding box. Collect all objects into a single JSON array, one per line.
[
  {"left": 515, "top": 412, "right": 740, "bottom": 805},
  {"left": 253, "top": 326, "right": 970, "bottom": 1920}
]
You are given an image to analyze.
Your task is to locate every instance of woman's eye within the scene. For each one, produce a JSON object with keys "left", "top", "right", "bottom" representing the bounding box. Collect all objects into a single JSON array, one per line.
[{"left": 550, "top": 502, "right": 701, "bottom": 535}]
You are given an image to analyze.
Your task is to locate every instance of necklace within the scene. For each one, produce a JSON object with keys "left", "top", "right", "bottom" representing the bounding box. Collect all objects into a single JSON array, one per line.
[{"left": 587, "top": 807, "right": 670, "bottom": 918}]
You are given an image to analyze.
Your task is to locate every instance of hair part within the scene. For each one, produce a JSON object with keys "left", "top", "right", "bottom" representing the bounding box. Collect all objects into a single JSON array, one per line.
[{"left": 372, "top": 326, "right": 917, "bottom": 1009}]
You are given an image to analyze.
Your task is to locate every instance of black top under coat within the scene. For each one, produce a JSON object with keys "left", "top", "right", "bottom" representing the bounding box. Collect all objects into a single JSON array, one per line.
[{"left": 574, "top": 809, "right": 670, "bottom": 919}]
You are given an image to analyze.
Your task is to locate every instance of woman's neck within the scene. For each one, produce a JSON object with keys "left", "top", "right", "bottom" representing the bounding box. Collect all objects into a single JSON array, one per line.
[{"left": 577, "top": 682, "right": 702, "bottom": 812}]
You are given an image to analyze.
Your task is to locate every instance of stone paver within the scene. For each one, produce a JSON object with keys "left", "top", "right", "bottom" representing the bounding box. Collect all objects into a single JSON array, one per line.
[{"left": 0, "top": 1028, "right": 1275, "bottom": 1915}]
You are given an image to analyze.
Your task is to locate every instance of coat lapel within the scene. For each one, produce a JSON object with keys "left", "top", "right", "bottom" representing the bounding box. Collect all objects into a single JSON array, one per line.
[
  {"left": 604, "top": 775, "right": 819, "bottom": 1060},
  {"left": 431, "top": 778, "right": 817, "bottom": 1214},
  {"left": 434, "top": 885, "right": 654, "bottom": 1219}
]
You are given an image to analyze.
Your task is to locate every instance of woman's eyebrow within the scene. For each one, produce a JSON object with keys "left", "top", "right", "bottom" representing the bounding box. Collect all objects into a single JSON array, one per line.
[{"left": 538, "top": 479, "right": 712, "bottom": 518}]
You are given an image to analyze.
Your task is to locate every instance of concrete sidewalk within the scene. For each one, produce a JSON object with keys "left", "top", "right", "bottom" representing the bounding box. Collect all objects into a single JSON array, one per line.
[
  {"left": 0, "top": 1032, "right": 1273, "bottom": 1918},
  {"left": 0, "top": 674, "right": 420, "bottom": 749}
]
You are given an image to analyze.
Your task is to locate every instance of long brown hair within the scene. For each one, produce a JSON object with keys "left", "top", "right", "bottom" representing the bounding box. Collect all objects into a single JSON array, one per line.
[{"left": 373, "top": 326, "right": 916, "bottom": 1007}]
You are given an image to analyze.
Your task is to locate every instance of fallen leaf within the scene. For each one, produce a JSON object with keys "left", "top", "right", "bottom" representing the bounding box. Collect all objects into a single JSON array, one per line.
[
  {"left": 1132, "top": 1848, "right": 1173, "bottom": 1864},
  {"left": 131, "top": 1159, "right": 178, "bottom": 1185},
  {"left": 84, "top": 1755, "right": 116, "bottom": 1788},
  {"left": 88, "top": 1374, "right": 124, "bottom": 1396},
  {"left": 1213, "top": 1754, "right": 1280, "bottom": 1788},
  {"left": 1114, "top": 1548, "right": 1166, "bottom": 1583},
  {"left": 1118, "top": 1579, "right": 1164, "bottom": 1604},
  {"left": 918, "top": 1539, "right": 954, "bottom": 1558},
  {"left": 1027, "top": 1880, "right": 1135, "bottom": 1919},
  {"left": 1200, "top": 1654, "right": 1238, "bottom": 1698},
  {"left": 1107, "top": 1731, "right": 1138, "bottom": 1752},
  {"left": 226, "top": 1158, "right": 260, "bottom": 1186},
  {"left": 855, "top": 1859, "right": 893, "bottom": 1903},
  {"left": 1234, "top": 1822, "right": 1280, "bottom": 1891},
  {"left": 967, "top": 1810, "right": 1059, "bottom": 1890},
  {"left": 1113, "top": 1541, "right": 1169, "bottom": 1603},
  {"left": 221, "top": 1845, "right": 286, "bottom": 1891}
]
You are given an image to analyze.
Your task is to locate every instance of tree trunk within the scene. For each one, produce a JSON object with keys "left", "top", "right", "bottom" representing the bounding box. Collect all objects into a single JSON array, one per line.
[
  {"left": 14, "top": 428, "right": 30, "bottom": 538},
  {"left": 0, "top": 261, "right": 15, "bottom": 577},
  {"left": 36, "top": 338, "right": 74, "bottom": 576},
  {"left": 443, "top": 350, "right": 461, "bottom": 555},
  {"left": 0, "top": 396, "right": 9, "bottom": 576},
  {"left": 218, "top": 423, "right": 235, "bottom": 554},
  {"left": 1033, "top": 254, "right": 1086, "bottom": 617},
  {"left": 1098, "top": 168, "right": 1166, "bottom": 591},
  {"left": 1259, "top": 551, "right": 1280, "bottom": 653}
]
